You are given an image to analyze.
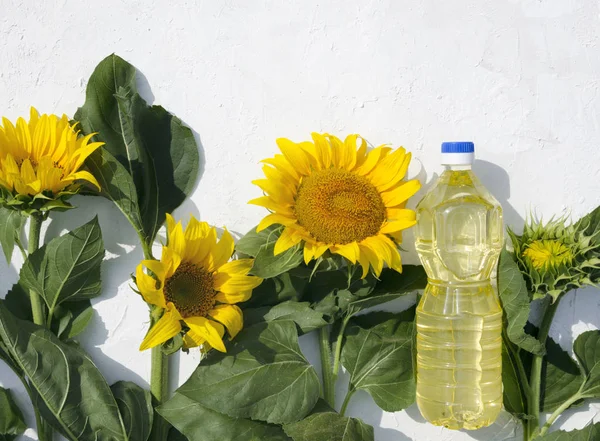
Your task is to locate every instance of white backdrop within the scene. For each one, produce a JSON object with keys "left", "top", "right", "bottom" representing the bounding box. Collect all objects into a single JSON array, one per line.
[{"left": 1, "top": 1, "right": 600, "bottom": 440}]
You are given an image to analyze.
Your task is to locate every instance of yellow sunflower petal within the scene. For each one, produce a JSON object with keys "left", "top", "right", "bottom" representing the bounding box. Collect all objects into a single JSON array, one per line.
[
  {"left": 183, "top": 316, "right": 226, "bottom": 353},
  {"left": 165, "top": 213, "right": 177, "bottom": 239},
  {"left": 142, "top": 259, "right": 167, "bottom": 281},
  {"left": 331, "top": 242, "right": 360, "bottom": 264},
  {"left": 135, "top": 263, "right": 166, "bottom": 308},
  {"left": 342, "top": 134, "right": 359, "bottom": 170},
  {"left": 276, "top": 138, "right": 312, "bottom": 176},
  {"left": 252, "top": 178, "right": 295, "bottom": 205},
  {"left": 67, "top": 170, "right": 100, "bottom": 190},
  {"left": 303, "top": 241, "right": 329, "bottom": 265},
  {"left": 213, "top": 273, "right": 263, "bottom": 294},
  {"left": 354, "top": 145, "right": 392, "bottom": 176},
  {"left": 206, "top": 229, "right": 235, "bottom": 273},
  {"left": 311, "top": 132, "right": 331, "bottom": 169},
  {"left": 380, "top": 218, "right": 417, "bottom": 234},
  {"left": 139, "top": 306, "right": 182, "bottom": 351},
  {"left": 167, "top": 220, "right": 186, "bottom": 258},
  {"left": 209, "top": 304, "right": 243, "bottom": 339},
  {"left": 381, "top": 180, "right": 421, "bottom": 207},
  {"left": 261, "top": 154, "right": 300, "bottom": 181},
  {"left": 274, "top": 227, "right": 303, "bottom": 255},
  {"left": 360, "top": 243, "right": 384, "bottom": 277},
  {"left": 217, "top": 258, "right": 254, "bottom": 276},
  {"left": 161, "top": 246, "right": 182, "bottom": 278},
  {"left": 256, "top": 213, "right": 296, "bottom": 232},
  {"left": 248, "top": 196, "right": 293, "bottom": 216},
  {"left": 215, "top": 290, "right": 253, "bottom": 304}
]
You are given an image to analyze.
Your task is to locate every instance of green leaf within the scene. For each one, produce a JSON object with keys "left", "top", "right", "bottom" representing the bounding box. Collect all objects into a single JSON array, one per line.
[
  {"left": 0, "top": 387, "right": 26, "bottom": 440},
  {"left": 573, "top": 329, "right": 600, "bottom": 398},
  {"left": 75, "top": 54, "right": 199, "bottom": 244},
  {"left": 0, "top": 207, "right": 24, "bottom": 263},
  {"left": 242, "top": 269, "right": 308, "bottom": 308},
  {"left": 177, "top": 320, "right": 320, "bottom": 424},
  {"left": 50, "top": 300, "right": 95, "bottom": 340},
  {"left": 252, "top": 242, "right": 304, "bottom": 279},
  {"left": 541, "top": 336, "right": 584, "bottom": 412},
  {"left": 85, "top": 147, "right": 145, "bottom": 242},
  {"left": 3, "top": 284, "right": 32, "bottom": 322},
  {"left": 19, "top": 217, "right": 104, "bottom": 317},
  {"left": 283, "top": 400, "right": 374, "bottom": 441},
  {"left": 158, "top": 393, "right": 291, "bottom": 441},
  {"left": 244, "top": 301, "right": 328, "bottom": 334},
  {"left": 498, "top": 249, "right": 545, "bottom": 355},
  {"left": 237, "top": 225, "right": 280, "bottom": 257},
  {"left": 346, "top": 266, "right": 427, "bottom": 316},
  {"left": 501, "top": 337, "right": 528, "bottom": 418},
  {"left": 535, "top": 423, "right": 600, "bottom": 440},
  {"left": 576, "top": 205, "right": 600, "bottom": 246},
  {"left": 111, "top": 381, "right": 153, "bottom": 441},
  {"left": 341, "top": 309, "right": 416, "bottom": 411},
  {"left": 0, "top": 301, "right": 128, "bottom": 441}
]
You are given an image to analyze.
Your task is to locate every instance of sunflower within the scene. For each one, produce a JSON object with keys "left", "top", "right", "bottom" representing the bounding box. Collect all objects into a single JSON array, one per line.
[
  {"left": 250, "top": 133, "right": 420, "bottom": 278},
  {"left": 0, "top": 107, "right": 102, "bottom": 212},
  {"left": 509, "top": 213, "right": 600, "bottom": 301},
  {"left": 135, "top": 214, "right": 263, "bottom": 352},
  {"left": 523, "top": 239, "right": 573, "bottom": 271}
]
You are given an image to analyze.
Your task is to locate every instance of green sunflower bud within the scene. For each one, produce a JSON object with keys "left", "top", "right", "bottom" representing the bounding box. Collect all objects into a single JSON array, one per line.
[{"left": 508, "top": 206, "right": 600, "bottom": 302}]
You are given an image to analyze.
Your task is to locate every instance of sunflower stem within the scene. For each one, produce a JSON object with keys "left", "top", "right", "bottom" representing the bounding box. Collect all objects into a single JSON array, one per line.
[
  {"left": 332, "top": 315, "right": 351, "bottom": 386},
  {"left": 319, "top": 325, "right": 335, "bottom": 408},
  {"left": 526, "top": 295, "right": 561, "bottom": 441},
  {"left": 340, "top": 387, "right": 356, "bottom": 417},
  {"left": 28, "top": 214, "right": 46, "bottom": 328},
  {"left": 150, "top": 343, "right": 170, "bottom": 441}
]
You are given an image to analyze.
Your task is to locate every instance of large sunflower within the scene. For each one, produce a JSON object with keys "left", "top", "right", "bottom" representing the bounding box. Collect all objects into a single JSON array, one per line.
[
  {"left": 136, "top": 214, "right": 263, "bottom": 352},
  {"left": 0, "top": 107, "right": 102, "bottom": 211},
  {"left": 250, "top": 133, "right": 420, "bottom": 278}
]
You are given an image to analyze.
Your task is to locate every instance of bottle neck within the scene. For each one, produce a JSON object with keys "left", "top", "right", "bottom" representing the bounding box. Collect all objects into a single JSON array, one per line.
[{"left": 445, "top": 164, "right": 472, "bottom": 171}]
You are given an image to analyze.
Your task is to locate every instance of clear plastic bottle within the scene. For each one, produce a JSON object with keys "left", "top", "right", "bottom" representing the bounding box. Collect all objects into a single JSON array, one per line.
[{"left": 414, "top": 142, "right": 503, "bottom": 430}]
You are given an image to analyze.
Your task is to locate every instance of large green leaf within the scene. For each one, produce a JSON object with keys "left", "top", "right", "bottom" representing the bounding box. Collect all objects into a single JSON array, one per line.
[
  {"left": 242, "top": 269, "right": 308, "bottom": 308},
  {"left": 573, "top": 330, "right": 600, "bottom": 398},
  {"left": 75, "top": 54, "right": 199, "bottom": 244},
  {"left": 346, "top": 266, "right": 427, "bottom": 316},
  {"left": 158, "top": 393, "right": 291, "bottom": 441},
  {"left": 0, "top": 207, "right": 24, "bottom": 263},
  {"left": 19, "top": 217, "right": 104, "bottom": 318},
  {"left": 541, "top": 336, "right": 584, "bottom": 412},
  {"left": 501, "top": 336, "right": 528, "bottom": 418},
  {"left": 177, "top": 320, "right": 320, "bottom": 424},
  {"left": 0, "top": 301, "right": 128, "bottom": 441},
  {"left": 252, "top": 242, "right": 304, "bottom": 279},
  {"left": 85, "top": 147, "right": 145, "bottom": 242},
  {"left": 51, "top": 300, "right": 95, "bottom": 340},
  {"left": 0, "top": 387, "right": 26, "bottom": 441},
  {"left": 111, "top": 381, "right": 153, "bottom": 441},
  {"left": 535, "top": 423, "right": 600, "bottom": 440},
  {"left": 283, "top": 400, "right": 374, "bottom": 441},
  {"left": 236, "top": 225, "right": 280, "bottom": 257},
  {"left": 244, "top": 301, "right": 328, "bottom": 334},
  {"left": 498, "top": 249, "right": 545, "bottom": 355},
  {"left": 341, "top": 309, "right": 416, "bottom": 411}
]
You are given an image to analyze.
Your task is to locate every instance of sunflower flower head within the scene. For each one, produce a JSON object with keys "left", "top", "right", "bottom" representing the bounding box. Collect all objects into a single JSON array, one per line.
[
  {"left": 135, "top": 214, "right": 263, "bottom": 352},
  {"left": 0, "top": 107, "right": 103, "bottom": 214},
  {"left": 250, "top": 133, "right": 421, "bottom": 278},
  {"left": 509, "top": 212, "right": 600, "bottom": 301}
]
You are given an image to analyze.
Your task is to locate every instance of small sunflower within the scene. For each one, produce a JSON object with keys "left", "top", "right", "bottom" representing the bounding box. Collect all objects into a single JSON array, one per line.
[
  {"left": 250, "top": 133, "right": 420, "bottom": 278},
  {"left": 136, "top": 214, "right": 263, "bottom": 352},
  {"left": 0, "top": 107, "right": 103, "bottom": 212},
  {"left": 509, "top": 213, "right": 600, "bottom": 301}
]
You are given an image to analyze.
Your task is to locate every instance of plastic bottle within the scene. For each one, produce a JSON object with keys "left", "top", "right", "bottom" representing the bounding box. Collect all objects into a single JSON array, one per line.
[{"left": 414, "top": 142, "right": 503, "bottom": 430}]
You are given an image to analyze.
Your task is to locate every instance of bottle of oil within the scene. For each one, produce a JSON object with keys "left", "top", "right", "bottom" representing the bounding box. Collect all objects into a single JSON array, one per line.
[{"left": 414, "top": 142, "right": 503, "bottom": 430}]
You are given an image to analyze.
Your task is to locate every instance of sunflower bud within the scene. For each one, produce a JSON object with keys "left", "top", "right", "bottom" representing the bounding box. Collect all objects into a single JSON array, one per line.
[{"left": 508, "top": 208, "right": 600, "bottom": 301}]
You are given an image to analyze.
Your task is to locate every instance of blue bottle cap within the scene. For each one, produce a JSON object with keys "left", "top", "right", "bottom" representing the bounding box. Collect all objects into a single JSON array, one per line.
[{"left": 441, "top": 142, "right": 475, "bottom": 153}]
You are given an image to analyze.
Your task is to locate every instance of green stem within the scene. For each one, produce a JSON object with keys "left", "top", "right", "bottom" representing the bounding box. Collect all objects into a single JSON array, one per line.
[
  {"left": 28, "top": 214, "right": 46, "bottom": 328},
  {"left": 538, "top": 392, "right": 583, "bottom": 437},
  {"left": 526, "top": 296, "right": 561, "bottom": 441},
  {"left": 340, "top": 387, "right": 356, "bottom": 417},
  {"left": 319, "top": 325, "right": 335, "bottom": 408},
  {"left": 150, "top": 344, "right": 169, "bottom": 441},
  {"left": 332, "top": 316, "right": 351, "bottom": 386}
]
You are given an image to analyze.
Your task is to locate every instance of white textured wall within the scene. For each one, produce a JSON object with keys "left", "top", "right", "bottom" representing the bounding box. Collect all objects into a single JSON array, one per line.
[{"left": 1, "top": 1, "right": 600, "bottom": 440}]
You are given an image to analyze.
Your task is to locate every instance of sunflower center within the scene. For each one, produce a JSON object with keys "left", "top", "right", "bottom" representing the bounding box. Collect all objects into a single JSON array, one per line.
[
  {"left": 294, "top": 168, "right": 386, "bottom": 245},
  {"left": 164, "top": 262, "right": 216, "bottom": 318},
  {"left": 523, "top": 239, "right": 573, "bottom": 270}
]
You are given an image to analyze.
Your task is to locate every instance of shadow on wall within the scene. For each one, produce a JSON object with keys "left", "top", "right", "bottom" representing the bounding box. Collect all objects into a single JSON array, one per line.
[{"left": 473, "top": 160, "right": 524, "bottom": 233}]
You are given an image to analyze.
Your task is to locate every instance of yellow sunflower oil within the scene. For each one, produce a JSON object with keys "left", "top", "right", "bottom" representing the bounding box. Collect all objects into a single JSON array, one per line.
[{"left": 414, "top": 142, "right": 503, "bottom": 430}]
